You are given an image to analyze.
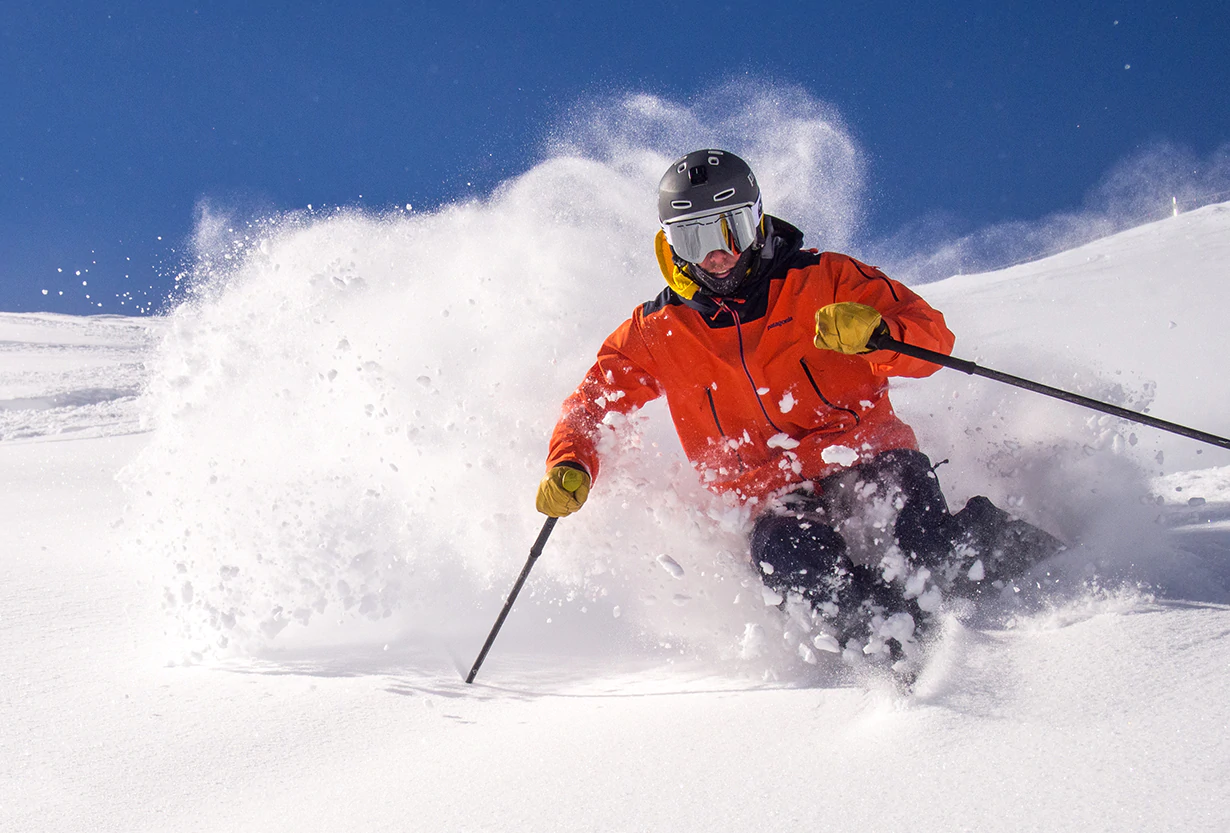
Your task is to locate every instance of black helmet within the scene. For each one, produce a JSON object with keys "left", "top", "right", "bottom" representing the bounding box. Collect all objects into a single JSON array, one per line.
[
  {"left": 658, "top": 149, "right": 766, "bottom": 294},
  {"left": 658, "top": 149, "right": 764, "bottom": 260}
]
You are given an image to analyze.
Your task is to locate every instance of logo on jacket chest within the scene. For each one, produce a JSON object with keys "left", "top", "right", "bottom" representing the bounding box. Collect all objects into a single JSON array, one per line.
[{"left": 767, "top": 315, "right": 794, "bottom": 331}]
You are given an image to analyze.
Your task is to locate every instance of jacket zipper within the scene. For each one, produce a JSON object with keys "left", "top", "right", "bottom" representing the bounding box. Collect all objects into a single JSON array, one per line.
[
  {"left": 705, "top": 387, "right": 724, "bottom": 435},
  {"left": 718, "top": 300, "right": 786, "bottom": 435},
  {"left": 798, "top": 356, "right": 861, "bottom": 425}
]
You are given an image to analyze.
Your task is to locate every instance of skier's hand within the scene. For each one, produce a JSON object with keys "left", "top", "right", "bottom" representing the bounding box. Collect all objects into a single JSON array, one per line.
[
  {"left": 536, "top": 464, "right": 591, "bottom": 517},
  {"left": 814, "top": 302, "right": 887, "bottom": 354}
]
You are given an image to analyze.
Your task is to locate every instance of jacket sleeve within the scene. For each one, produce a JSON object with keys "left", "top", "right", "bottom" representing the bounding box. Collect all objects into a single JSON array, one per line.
[
  {"left": 546, "top": 312, "right": 662, "bottom": 482},
  {"left": 828, "top": 255, "right": 956, "bottom": 378}
]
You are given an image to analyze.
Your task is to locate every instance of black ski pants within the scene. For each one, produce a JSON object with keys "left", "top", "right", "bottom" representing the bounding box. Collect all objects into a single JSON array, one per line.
[
  {"left": 749, "top": 448, "right": 1060, "bottom": 616},
  {"left": 749, "top": 449, "right": 948, "bottom": 611}
]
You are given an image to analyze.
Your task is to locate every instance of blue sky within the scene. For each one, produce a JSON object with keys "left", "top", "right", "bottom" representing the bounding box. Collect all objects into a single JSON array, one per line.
[{"left": 3, "top": 0, "right": 1228, "bottom": 314}]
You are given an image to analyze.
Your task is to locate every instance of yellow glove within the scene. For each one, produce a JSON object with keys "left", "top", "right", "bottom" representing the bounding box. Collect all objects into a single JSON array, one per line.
[
  {"left": 536, "top": 465, "right": 591, "bottom": 517},
  {"left": 814, "top": 302, "right": 885, "bottom": 354}
]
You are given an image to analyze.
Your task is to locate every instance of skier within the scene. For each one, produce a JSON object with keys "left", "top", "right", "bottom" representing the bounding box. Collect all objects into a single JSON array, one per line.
[{"left": 536, "top": 149, "right": 1060, "bottom": 659}]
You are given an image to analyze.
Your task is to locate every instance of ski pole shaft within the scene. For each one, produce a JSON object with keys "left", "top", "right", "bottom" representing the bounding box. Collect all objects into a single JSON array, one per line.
[
  {"left": 867, "top": 333, "right": 1230, "bottom": 452},
  {"left": 465, "top": 516, "right": 558, "bottom": 684}
]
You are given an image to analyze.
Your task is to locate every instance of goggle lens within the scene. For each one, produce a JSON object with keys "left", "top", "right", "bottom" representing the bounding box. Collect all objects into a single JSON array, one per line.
[{"left": 664, "top": 203, "right": 760, "bottom": 264}]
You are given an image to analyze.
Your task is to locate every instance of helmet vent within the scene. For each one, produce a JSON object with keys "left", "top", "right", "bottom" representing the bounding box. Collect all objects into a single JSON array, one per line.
[
  {"left": 708, "top": 156, "right": 721, "bottom": 166},
  {"left": 670, "top": 200, "right": 692, "bottom": 210},
  {"left": 688, "top": 166, "right": 708, "bottom": 185},
  {"left": 712, "top": 188, "right": 736, "bottom": 202}
]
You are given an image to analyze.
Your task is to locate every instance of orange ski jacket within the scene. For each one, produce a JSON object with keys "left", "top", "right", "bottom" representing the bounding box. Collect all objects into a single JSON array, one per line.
[{"left": 546, "top": 218, "right": 955, "bottom": 508}]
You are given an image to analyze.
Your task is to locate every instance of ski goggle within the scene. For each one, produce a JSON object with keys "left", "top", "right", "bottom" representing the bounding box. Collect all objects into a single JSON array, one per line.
[{"left": 662, "top": 200, "right": 762, "bottom": 264}]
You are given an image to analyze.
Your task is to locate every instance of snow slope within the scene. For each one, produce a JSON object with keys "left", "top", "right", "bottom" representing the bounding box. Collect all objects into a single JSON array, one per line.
[{"left": 3, "top": 190, "right": 1230, "bottom": 831}]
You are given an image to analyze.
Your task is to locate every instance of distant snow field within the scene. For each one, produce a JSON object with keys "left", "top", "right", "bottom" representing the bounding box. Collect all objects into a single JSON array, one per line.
[{"left": 4, "top": 197, "right": 1229, "bottom": 832}]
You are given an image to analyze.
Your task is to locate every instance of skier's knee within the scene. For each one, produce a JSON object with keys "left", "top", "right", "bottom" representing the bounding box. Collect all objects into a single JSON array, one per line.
[{"left": 749, "top": 513, "right": 846, "bottom": 596}]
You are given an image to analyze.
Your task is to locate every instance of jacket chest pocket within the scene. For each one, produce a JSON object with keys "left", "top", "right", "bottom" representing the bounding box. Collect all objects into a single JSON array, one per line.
[
  {"left": 795, "top": 355, "right": 882, "bottom": 429},
  {"left": 673, "top": 386, "right": 748, "bottom": 477}
]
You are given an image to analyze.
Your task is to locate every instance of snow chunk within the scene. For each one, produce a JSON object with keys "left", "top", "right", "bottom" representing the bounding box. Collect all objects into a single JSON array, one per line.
[
  {"left": 821, "top": 444, "right": 859, "bottom": 467},
  {"left": 967, "top": 559, "right": 985, "bottom": 582},
  {"left": 916, "top": 585, "right": 943, "bottom": 613},
  {"left": 812, "top": 632, "right": 841, "bottom": 654},
  {"left": 904, "top": 566, "right": 932, "bottom": 599},
  {"left": 865, "top": 612, "right": 915, "bottom": 656},
  {"left": 879, "top": 549, "right": 909, "bottom": 583},
  {"left": 739, "top": 623, "right": 766, "bottom": 659},
  {"left": 778, "top": 391, "right": 796, "bottom": 413},
  {"left": 882, "top": 612, "right": 916, "bottom": 644},
  {"left": 656, "top": 554, "right": 685, "bottom": 579},
  {"left": 767, "top": 433, "right": 800, "bottom": 450},
  {"left": 761, "top": 586, "right": 784, "bottom": 607}
]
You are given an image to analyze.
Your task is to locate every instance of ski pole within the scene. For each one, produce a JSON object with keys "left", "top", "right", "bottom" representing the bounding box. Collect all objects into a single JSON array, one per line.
[
  {"left": 867, "top": 332, "right": 1230, "bottom": 451},
  {"left": 465, "top": 516, "right": 558, "bottom": 684}
]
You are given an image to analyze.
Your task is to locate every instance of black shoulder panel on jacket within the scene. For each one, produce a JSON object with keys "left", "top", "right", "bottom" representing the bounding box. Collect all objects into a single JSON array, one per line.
[
  {"left": 779, "top": 246, "right": 821, "bottom": 273},
  {"left": 641, "top": 287, "right": 687, "bottom": 317}
]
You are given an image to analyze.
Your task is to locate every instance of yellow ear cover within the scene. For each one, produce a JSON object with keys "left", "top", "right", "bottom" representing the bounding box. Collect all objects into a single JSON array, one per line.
[
  {"left": 814, "top": 303, "right": 883, "bottom": 354},
  {"left": 654, "top": 230, "right": 700, "bottom": 300},
  {"left": 535, "top": 465, "right": 592, "bottom": 517}
]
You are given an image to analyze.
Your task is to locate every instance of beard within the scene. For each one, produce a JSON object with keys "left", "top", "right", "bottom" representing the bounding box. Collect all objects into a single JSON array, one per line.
[{"left": 691, "top": 247, "right": 761, "bottom": 296}]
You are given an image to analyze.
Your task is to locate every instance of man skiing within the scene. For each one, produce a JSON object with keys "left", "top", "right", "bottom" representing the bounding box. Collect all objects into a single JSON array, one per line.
[{"left": 536, "top": 149, "right": 1059, "bottom": 660}]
